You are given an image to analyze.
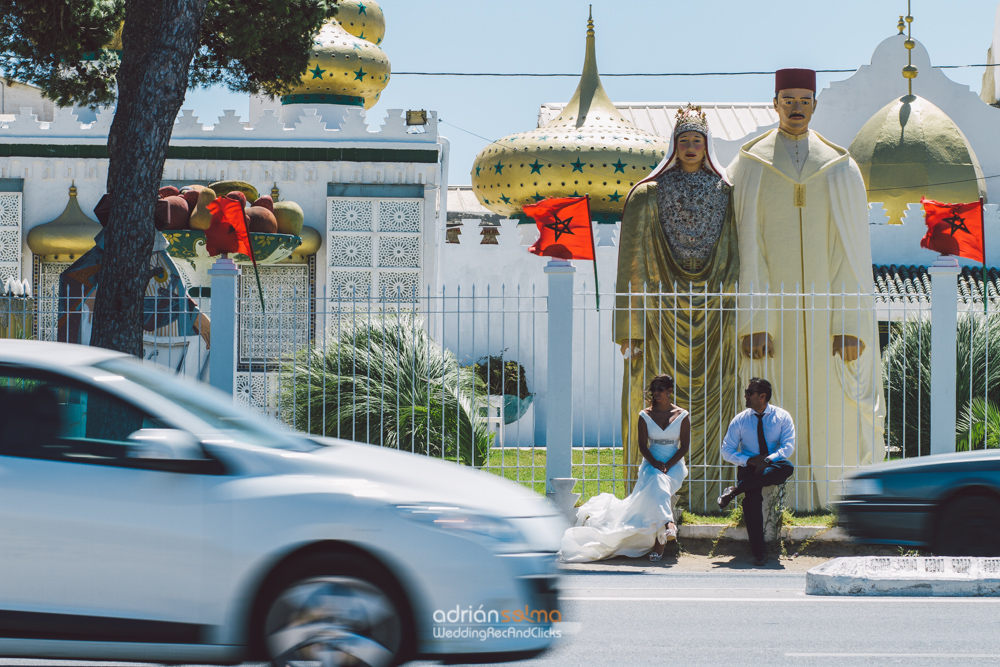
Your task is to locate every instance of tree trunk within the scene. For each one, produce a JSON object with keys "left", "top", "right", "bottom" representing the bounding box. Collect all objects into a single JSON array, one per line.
[{"left": 89, "top": 0, "right": 209, "bottom": 355}]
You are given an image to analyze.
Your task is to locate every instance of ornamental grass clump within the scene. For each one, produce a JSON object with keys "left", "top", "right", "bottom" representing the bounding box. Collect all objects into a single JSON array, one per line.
[
  {"left": 883, "top": 313, "right": 1000, "bottom": 457},
  {"left": 280, "top": 314, "right": 493, "bottom": 466},
  {"left": 0, "top": 279, "right": 34, "bottom": 340}
]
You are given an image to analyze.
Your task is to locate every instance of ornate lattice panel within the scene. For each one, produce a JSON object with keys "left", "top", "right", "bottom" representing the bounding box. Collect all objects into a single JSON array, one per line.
[
  {"left": 0, "top": 194, "right": 22, "bottom": 285},
  {"left": 378, "top": 272, "right": 421, "bottom": 300},
  {"left": 35, "top": 261, "right": 72, "bottom": 341},
  {"left": 238, "top": 265, "right": 310, "bottom": 363},
  {"left": 378, "top": 200, "right": 421, "bottom": 232},
  {"left": 377, "top": 236, "right": 421, "bottom": 268},
  {"left": 233, "top": 371, "right": 285, "bottom": 417},
  {"left": 328, "top": 270, "right": 373, "bottom": 300},
  {"left": 328, "top": 235, "right": 373, "bottom": 268},
  {"left": 329, "top": 199, "right": 374, "bottom": 232},
  {"left": 327, "top": 197, "right": 423, "bottom": 310}
]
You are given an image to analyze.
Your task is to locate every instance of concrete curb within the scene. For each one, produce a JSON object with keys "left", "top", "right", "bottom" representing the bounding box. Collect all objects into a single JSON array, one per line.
[
  {"left": 679, "top": 524, "right": 848, "bottom": 542},
  {"left": 806, "top": 556, "right": 1000, "bottom": 596}
]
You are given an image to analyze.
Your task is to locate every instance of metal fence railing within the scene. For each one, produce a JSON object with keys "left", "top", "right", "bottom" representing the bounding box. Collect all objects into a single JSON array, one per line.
[{"left": 3, "top": 269, "right": 995, "bottom": 512}]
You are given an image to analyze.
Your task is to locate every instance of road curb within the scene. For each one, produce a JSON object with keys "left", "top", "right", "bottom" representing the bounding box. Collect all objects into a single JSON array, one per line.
[
  {"left": 680, "top": 524, "right": 848, "bottom": 542},
  {"left": 806, "top": 556, "right": 1000, "bottom": 596}
]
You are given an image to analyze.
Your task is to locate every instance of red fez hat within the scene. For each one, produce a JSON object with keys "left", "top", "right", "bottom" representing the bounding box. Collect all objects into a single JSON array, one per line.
[{"left": 775, "top": 68, "right": 817, "bottom": 93}]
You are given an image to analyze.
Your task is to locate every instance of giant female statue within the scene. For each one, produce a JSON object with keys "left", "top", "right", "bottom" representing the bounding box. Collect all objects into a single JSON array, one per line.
[{"left": 614, "top": 105, "right": 740, "bottom": 511}]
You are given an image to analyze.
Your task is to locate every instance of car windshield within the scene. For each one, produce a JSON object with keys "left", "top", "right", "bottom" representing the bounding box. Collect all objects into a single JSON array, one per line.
[{"left": 95, "top": 358, "right": 321, "bottom": 452}]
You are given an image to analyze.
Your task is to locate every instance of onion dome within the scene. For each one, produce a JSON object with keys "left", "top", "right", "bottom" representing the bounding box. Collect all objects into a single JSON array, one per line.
[
  {"left": 26, "top": 184, "right": 102, "bottom": 259},
  {"left": 470, "top": 11, "right": 672, "bottom": 221},
  {"left": 850, "top": 15, "right": 985, "bottom": 225},
  {"left": 336, "top": 0, "right": 385, "bottom": 46},
  {"left": 281, "top": 15, "right": 390, "bottom": 111},
  {"left": 850, "top": 94, "right": 986, "bottom": 224}
]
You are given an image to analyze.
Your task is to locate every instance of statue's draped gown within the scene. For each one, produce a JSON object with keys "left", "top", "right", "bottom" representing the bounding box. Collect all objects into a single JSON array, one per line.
[{"left": 614, "top": 166, "right": 740, "bottom": 512}]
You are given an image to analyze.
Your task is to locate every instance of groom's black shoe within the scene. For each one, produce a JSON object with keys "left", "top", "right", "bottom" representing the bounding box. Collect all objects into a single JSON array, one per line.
[
  {"left": 753, "top": 552, "right": 768, "bottom": 567},
  {"left": 717, "top": 486, "right": 738, "bottom": 510}
]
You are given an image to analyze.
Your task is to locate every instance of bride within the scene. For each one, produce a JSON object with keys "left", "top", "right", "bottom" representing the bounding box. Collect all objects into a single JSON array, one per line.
[{"left": 560, "top": 374, "right": 689, "bottom": 562}]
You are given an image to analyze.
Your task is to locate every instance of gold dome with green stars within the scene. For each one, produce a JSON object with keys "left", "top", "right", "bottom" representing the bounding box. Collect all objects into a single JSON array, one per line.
[
  {"left": 470, "top": 12, "right": 671, "bottom": 220},
  {"left": 281, "top": 11, "right": 390, "bottom": 111},
  {"left": 336, "top": 0, "right": 385, "bottom": 46}
]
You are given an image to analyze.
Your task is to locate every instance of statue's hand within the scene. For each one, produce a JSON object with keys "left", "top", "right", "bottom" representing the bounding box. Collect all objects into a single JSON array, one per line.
[
  {"left": 833, "top": 335, "right": 865, "bottom": 362},
  {"left": 620, "top": 339, "right": 643, "bottom": 359},
  {"left": 740, "top": 332, "right": 774, "bottom": 360}
]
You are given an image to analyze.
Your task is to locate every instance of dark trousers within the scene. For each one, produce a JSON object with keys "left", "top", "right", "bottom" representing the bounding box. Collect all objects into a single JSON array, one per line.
[{"left": 735, "top": 460, "right": 795, "bottom": 558}]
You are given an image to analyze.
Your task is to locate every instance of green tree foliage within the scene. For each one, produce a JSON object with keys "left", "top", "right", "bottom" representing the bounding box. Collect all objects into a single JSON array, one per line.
[
  {"left": 280, "top": 316, "right": 494, "bottom": 467},
  {"left": 883, "top": 313, "right": 1000, "bottom": 457},
  {"left": 0, "top": 0, "right": 336, "bottom": 355}
]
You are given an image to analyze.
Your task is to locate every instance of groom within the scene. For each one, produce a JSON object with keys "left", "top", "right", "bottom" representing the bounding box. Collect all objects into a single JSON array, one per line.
[{"left": 718, "top": 378, "right": 795, "bottom": 566}]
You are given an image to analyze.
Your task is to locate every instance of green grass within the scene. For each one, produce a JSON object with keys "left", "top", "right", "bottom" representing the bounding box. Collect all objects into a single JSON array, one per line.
[
  {"left": 483, "top": 447, "right": 837, "bottom": 527},
  {"left": 484, "top": 447, "right": 628, "bottom": 502}
]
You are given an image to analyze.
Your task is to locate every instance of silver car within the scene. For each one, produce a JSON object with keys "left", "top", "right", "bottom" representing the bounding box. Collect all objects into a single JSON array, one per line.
[{"left": 0, "top": 340, "right": 565, "bottom": 666}]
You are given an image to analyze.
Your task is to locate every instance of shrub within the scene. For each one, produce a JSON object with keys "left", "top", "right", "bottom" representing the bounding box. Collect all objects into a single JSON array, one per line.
[
  {"left": 279, "top": 314, "right": 493, "bottom": 466},
  {"left": 474, "top": 352, "right": 531, "bottom": 399},
  {"left": 883, "top": 314, "right": 1000, "bottom": 457}
]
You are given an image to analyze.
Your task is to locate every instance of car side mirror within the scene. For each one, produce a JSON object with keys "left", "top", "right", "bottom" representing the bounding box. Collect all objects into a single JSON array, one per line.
[{"left": 127, "top": 428, "right": 204, "bottom": 461}]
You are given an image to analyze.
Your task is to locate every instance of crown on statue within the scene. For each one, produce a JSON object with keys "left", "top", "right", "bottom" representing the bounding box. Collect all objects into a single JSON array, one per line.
[{"left": 673, "top": 104, "right": 709, "bottom": 138}]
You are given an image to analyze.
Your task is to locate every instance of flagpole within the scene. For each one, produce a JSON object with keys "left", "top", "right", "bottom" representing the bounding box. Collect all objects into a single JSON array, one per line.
[
  {"left": 586, "top": 194, "right": 600, "bottom": 311},
  {"left": 982, "top": 195, "right": 987, "bottom": 317}
]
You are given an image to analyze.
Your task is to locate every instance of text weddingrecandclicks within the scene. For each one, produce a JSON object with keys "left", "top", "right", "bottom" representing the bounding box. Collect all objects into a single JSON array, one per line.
[{"left": 431, "top": 605, "right": 563, "bottom": 642}]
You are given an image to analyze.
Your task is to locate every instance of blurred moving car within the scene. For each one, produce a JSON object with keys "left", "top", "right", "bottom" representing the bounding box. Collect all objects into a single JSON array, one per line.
[
  {"left": 0, "top": 341, "right": 564, "bottom": 667},
  {"left": 835, "top": 451, "right": 1000, "bottom": 556}
]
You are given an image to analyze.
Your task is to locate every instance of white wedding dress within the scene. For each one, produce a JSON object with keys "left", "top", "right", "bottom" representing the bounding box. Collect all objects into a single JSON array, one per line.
[{"left": 560, "top": 410, "right": 688, "bottom": 562}]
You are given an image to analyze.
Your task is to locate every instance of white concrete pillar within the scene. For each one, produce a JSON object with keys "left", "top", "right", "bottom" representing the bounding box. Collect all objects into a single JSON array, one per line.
[
  {"left": 929, "top": 254, "right": 961, "bottom": 455},
  {"left": 208, "top": 255, "right": 240, "bottom": 395},
  {"left": 544, "top": 259, "right": 575, "bottom": 493}
]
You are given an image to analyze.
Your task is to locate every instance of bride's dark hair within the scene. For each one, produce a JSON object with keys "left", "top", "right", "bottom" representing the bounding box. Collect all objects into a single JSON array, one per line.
[{"left": 645, "top": 374, "right": 675, "bottom": 405}]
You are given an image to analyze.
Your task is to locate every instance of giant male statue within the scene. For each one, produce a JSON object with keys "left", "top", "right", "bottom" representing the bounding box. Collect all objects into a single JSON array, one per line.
[{"left": 726, "top": 68, "right": 885, "bottom": 508}]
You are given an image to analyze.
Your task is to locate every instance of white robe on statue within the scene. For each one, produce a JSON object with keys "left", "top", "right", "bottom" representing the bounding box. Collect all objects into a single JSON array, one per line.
[{"left": 727, "top": 129, "right": 885, "bottom": 509}]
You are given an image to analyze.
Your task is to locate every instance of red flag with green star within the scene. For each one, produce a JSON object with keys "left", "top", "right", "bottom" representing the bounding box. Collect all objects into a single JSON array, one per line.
[
  {"left": 920, "top": 197, "right": 984, "bottom": 263},
  {"left": 525, "top": 196, "right": 595, "bottom": 260}
]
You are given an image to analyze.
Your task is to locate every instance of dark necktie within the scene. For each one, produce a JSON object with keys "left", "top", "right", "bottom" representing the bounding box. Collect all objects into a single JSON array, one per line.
[{"left": 755, "top": 413, "right": 768, "bottom": 458}]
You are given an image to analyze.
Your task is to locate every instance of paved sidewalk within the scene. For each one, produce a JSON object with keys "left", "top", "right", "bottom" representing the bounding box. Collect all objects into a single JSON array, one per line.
[{"left": 559, "top": 536, "right": 903, "bottom": 573}]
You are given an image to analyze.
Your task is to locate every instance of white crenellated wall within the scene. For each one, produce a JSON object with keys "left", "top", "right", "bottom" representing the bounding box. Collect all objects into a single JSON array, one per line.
[{"left": 4, "top": 105, "right": 444, "bottom": 295}]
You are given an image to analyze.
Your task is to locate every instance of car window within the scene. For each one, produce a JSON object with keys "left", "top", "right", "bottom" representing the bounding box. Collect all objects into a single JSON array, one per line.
[
  {"left": 94, "top": 358, "right": 320, "bottom": 452},
  {"left": 0, "top": 371, "right": 168, "bottom": 465}
]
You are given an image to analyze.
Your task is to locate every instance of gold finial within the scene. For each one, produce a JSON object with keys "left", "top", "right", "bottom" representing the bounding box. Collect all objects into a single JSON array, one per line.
[
  {"left": 587, "top": 5, "right": 594, "bottom": 36},
  {"left": 271, "top": 182, "right": 280, "bottom": 201},
  {"left": 69, "top": 181, "right": 77, "bottom": 197},
  {"left": 901, "top": 0, "right": 917, "bottom": 96},
  {"left": 897, "top": 16, "right": 905, "bottom": 34}
]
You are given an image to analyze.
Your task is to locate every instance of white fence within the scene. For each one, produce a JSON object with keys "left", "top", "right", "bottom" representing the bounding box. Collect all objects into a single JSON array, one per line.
[{"left": 4, "top": 251, "right": 996, "bottom": 512}]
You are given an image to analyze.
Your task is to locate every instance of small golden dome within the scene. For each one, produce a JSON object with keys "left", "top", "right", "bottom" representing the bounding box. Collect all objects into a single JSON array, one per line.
[
  {"left": 336, "top": 0, "right": 385, "bottom": 46},
  {"left": 26, "top": 185, "right": 102, "bottom": 257},
  {"left": 850, "top": 95, "right": 986, "bottom": 224},
  {"left": 282, "top": 19, "right": 390, "bottom": 110},
  {"left": 470, "top": 12, "right": 671, "bottom": 220}
]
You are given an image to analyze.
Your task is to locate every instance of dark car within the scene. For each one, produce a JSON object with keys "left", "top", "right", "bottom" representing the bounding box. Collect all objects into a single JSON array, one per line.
[{"left": 834, "top": 451, "right": 1000, "bottom": 556}]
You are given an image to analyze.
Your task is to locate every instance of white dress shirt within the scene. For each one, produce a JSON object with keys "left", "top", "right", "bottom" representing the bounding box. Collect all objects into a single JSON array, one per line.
[{"left": 721, "top": 404, "right": 795, "bottom": 467}]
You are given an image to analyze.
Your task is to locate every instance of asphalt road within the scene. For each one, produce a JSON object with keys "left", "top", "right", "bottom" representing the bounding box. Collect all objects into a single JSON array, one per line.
[
  {"left": 2, "top": 571, "right": 999, "bottom": 667},
  {"left": 417, "top": 570, "right": 1000, "bottom": 667}
]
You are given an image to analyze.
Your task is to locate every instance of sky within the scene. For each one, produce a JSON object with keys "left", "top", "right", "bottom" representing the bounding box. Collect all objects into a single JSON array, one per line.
[{"left": 182, "top": 0, "right": 1000, "bottom": 186}]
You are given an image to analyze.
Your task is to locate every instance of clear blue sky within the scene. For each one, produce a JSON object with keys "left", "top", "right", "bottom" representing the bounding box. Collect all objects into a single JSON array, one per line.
[{"left": 183, "top": 0, "right": 1000, "bottom": 186}]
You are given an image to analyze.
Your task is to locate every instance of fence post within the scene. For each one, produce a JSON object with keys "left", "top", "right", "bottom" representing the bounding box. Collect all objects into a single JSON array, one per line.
[
  {"left": 208, "top": 255, "right": 240, "bottom": 395},
  {"left": 929, "top": 254, "right": 960, "bottom": 455},
  {"left": 544, "top": 259, "right": 575, "bottom": 494}
]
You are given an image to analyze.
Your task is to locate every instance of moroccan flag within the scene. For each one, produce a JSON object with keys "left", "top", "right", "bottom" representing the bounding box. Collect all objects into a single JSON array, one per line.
[
  {"left": 525, "top": 196, "right": 595, "bottom": 260},
  {"left": 920, "top": 197, "right": 984, "bottom": 263},
  {"left": 205, "top": 197, "right": 253, "bottom": 257}
]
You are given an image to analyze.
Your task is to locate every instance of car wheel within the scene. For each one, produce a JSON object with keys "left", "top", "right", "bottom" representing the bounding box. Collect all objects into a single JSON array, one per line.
[
  {"left": 264, "top": 554, "right": 406, "bottom": 667},
  {"left": 933, "top": 495, "right": 1000, "bottom": 556}
]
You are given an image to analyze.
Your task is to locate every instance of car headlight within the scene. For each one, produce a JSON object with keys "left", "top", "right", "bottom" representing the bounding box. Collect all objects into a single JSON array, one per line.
[
  {"left": 844, "top": 477, "right": 883, "bottom": 496},
  {"left": 398, "top": 504, "right": 527, "bottom": 549}
]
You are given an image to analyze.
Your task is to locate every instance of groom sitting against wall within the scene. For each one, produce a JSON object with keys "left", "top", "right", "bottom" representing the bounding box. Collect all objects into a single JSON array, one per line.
[{"left": 718, "top": 378, "right": 795, "bottom": 566}]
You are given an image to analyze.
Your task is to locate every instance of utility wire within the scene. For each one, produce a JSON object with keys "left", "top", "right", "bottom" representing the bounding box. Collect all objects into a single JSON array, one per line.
[{"left": 398, "top": 64, "right": 1000, "bottom": 77}]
